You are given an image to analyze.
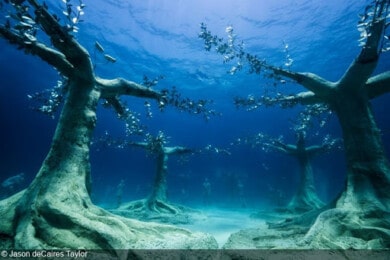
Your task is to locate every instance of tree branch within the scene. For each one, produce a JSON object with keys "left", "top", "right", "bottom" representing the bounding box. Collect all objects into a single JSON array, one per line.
[
  {"left": 338, "top": 17, "right": 386, "bottom": 90},
  {"left": 278, "top": 91, "right": 324, "bottom": 106},
  {"left": 97, "top": 77, "right": 162, "bottom": 101},
  {"left": 0, "top": 26, "right": 73, "bottom": 77},
  {"left": 129, "top": 142, "right": 148, "bottom": 148},
  {"left": 130, "top": 142, "right": 193, "bottom": 155},
  {"left": 358, "top": 19, "right": 386, "bottom": 64},
  {"left": 164, "top": 146, "right": 193, "bottom": 155},
  {"left": 305, "top": 145, "right": 328, "bottom": 155},
  {"left": 104, "top": 97, "right": 126, "bottom": 116},
  {"left": 273, "top": 68, "right": 335, "bottom": 99},
  {"left": 27, "top": 0, "right": 94, "bottom": 78},
  {"left": 267, "top": 141, "right": 296, "bottom": 154},
  {"left": 366, "top": 71, "right": 390, "bottom": 99}
]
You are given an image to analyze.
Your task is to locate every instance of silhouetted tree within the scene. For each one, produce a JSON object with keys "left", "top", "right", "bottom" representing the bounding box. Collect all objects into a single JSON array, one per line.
[
  {"left": 112, "top": 132, "right": 196, "bottom": 223},
  {"left": 266, "top": 131, "right": 335, "bottom": 212},
  {"left": 237, "top": 121, "right": 340, "bottom": 214},
  {"left": 102, "top": 131, "right": 229, "bottom": 223}
]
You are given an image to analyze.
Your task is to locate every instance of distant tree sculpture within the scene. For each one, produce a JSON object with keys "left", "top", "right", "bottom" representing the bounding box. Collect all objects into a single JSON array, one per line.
[
  {"left": 112, "top": 132, "right": 196, "bottom": 224},
  {"left": 237, "top": 121, "right": 340, "bottom": 215},
  {"left": 0, "top": 0, "right": 217, "bottom": 251},
  {"left": 115, "top": 179, "right": 125, "bottom": 208},
  {"left": 101, "top": 131, "right": 229, "bottom": 223},
  {"left": 132, "top": 138, "right": 192, "bottom": 207},
  {"left": 266, "top": 131, "right": 336, "bottom": 213},
  {"left": 202, "top": 177, "right": 212, "bottom": 206},
  {"left": 201, "top": 0, "right": 390, "bottom": 249}
]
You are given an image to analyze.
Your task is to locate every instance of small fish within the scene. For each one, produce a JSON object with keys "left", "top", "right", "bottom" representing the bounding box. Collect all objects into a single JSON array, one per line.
[
  {"left": 15, "top": 21, "right": 33, "bottom": 29},
  {"left": 225, "top": 26, "right": 233, "bottom": 33},
  {"left": 94, "top": 41, "right": 104, "bottom": 53},
  {"left": 77, "top": 5, "right": 85, "bottom": 12},
  {"left": 24, "top": 32, "right": 36, "bottom": 42},
  {"left": 21, "top": 15, "right": 35, "bottom": 25},
  {"left": 104, "top": 54, "right": 116, "bottom": 63}
]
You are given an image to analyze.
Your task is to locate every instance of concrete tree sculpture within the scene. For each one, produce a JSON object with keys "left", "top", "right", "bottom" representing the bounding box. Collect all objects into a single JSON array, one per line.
[
  {"left": 0, "top": 0, "right": 217, "bottom": 252},
  {"left": 111, "top": 131, "right": 198, "bottom": 224},
  {"left": 99, "top": 131, "right": 230, "bottom": 223},
  {"left": 265, "top": 131, "right": 338, "bottom": 213},
  {"left": 200, "top": 0, "right": 390, "bottom": 249}
]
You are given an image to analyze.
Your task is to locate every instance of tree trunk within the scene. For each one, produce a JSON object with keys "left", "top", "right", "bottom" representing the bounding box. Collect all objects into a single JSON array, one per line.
[
  {"left": 13, "top": 78, "right": 101, "bottom": 248},
  {"left": 333, "top": 91, "right": 390, "bottom": 211},
  {"left": 302, "top": 92, "right": 390, "bottom": 248},
  {"left": 148, "top": 153, "right": 168, "bottom": 203},
  {"left": 145, "top": 152, "right": 182, "bottom": 215},
  {"left": 287, "top": 155, "right": 324, "bottom": 212},
  {"left": 110, "top": 148, "right": 200, "bottom": 223}
]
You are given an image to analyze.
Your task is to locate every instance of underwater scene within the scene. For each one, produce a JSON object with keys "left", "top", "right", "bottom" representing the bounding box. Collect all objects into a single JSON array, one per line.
[{"left": 1, "top": 0, "right": 390, "bottom": 258}]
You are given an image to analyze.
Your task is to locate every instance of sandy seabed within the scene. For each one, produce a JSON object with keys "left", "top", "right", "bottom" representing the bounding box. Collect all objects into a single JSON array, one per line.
[
  {"left": 173, "top": 207, "right": 389, "bottom": 260},
  {"left": 176, "top": 207, "right": 281, "bottom": 248}
]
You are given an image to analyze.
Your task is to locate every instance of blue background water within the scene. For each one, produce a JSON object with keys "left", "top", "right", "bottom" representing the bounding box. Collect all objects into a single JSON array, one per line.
[{"left": 0, "top": 0, "right": 389, "bottom": 209}]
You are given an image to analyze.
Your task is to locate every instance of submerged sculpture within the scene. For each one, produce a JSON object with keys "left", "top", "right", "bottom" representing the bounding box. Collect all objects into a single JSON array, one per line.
[
  {"left": 104, "top": 131, "right": 228, "bottom": 224},
  {"left": 111, "top": 132, "right": 199, "bottom": 224},
  {"left": 237, "top": 124, "right": 340, "bottom": 214},
  {"left": 0, "top": 0, "right": 217, "bottom": 253},
  {"left": 200, "top": 0, "right": 390, "bottom": 249},
  {"left": 265, "top": 131, "right": 333, "bottom": 213}
]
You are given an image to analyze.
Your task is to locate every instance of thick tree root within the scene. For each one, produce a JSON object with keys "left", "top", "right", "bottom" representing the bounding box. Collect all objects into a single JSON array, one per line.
[
  {"left": 266, "top": 208, "right": 327, "bottom": 231},
  {"left": 224, "top": 206, "right": 390, "bottom": 249},
  {"left": 285, "top": 193, "right": 325, "bottom": 213},
  {"left": 111, "top": 199, "right": 203, "bottom": 224},
  {"left": 223, "top": 222, "right": 308, "bottom": 249},
  {"left": 0, "top": 191, "right": 218, "bottom": 253},
  {"left": 300, "top": 208, "right": 390, "bottom": 249},
  {"left": 224, "top": 208, "right": 329, "bottom": 249},
  {"left": 266, "top": 195, "right": 338, "bottom": 230}
]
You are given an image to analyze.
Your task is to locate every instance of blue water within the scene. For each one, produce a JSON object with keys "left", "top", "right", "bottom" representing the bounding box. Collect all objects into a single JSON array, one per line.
[{"left": 0, "top": 0, "right": 389, "bottom": 209}]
